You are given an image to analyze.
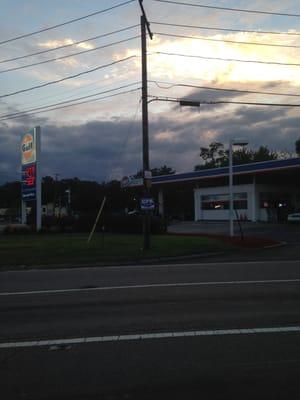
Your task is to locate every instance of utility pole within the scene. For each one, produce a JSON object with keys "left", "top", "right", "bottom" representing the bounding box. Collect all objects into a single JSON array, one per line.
[{"left": 138, "top": 0, "right": 153, "bottom": 250}]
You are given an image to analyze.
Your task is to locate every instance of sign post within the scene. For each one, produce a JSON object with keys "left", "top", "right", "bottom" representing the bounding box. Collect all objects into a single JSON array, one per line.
[{"left": 21, "top": 127, "right": 41, "bottom": 231}]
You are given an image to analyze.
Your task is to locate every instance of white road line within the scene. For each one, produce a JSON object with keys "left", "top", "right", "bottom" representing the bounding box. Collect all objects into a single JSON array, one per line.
[
  {"left": 2, "top": 260, "right": 300, "bottom": 273},
  {"left": 1, "top": 326, "right": 300, "bottom": 349},
  {"left": 1, "top": 278, "right": 300, "bottom": 296}
]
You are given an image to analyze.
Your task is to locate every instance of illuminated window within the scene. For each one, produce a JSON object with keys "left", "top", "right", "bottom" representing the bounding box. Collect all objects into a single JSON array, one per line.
[{"left": 201, "top": 193, "right": 247, "bottom": 210}]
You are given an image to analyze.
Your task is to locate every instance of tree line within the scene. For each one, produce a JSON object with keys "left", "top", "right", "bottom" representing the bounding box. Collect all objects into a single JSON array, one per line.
[{"left": 1, "top": 139, "right": 299, "bottom": 214}]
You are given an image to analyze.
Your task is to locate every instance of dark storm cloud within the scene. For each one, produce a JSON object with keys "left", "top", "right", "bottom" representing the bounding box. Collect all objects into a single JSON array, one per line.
[
  {"left": 0, "top": 93, "right": 300, "bottom": 184},
  {"left": 0, "top": 116, "right": 143, "bottom": 183}
]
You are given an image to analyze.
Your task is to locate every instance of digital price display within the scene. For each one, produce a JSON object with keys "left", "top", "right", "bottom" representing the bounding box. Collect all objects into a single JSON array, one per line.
[{"left": 21, "top": 163, "right": 37, "bottom": 200}]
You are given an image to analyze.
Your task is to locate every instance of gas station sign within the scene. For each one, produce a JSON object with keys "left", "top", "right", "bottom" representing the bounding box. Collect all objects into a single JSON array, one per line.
[
  {"left": 21, "top": 163, "right": 37, "bottom": 200},
  {"left": 20, "top": 127, "right": 41, "bottom": 230}
]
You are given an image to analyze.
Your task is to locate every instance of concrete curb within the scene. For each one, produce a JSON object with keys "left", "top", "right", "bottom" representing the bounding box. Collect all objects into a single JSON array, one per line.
[{"left": 0, "top": 251, "right": 226, "bottom": 272}]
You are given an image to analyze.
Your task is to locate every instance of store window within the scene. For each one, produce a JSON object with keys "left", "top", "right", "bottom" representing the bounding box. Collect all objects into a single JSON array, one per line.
[{"left": 201, "top": 192, "right": 247, "bottom": 210}]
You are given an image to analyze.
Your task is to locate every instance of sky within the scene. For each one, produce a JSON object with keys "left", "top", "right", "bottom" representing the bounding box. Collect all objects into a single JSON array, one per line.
[{"left": 1, "top": 0, "right": 300, "bottom": 183}]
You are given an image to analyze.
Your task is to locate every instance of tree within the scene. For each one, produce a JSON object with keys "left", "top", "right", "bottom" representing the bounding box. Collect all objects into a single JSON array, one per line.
[
  {"left": 134, "top": 165, "right": 175, "bottom": 178},
  {"left": 295, "top": 139, "right": 300, "bottom": 156},
  {"left": 199, "top": 142, "right": 225, "bottom": 167},
  {"left": 194, "top": 143, "right": 278, "bottom": 171}
]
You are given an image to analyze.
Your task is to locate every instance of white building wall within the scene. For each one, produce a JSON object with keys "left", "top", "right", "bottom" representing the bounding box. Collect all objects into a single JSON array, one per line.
[
  {"left": 194, "top": 183, "right": 300, "bottom": 222},
  {"left": 194, "top": 184, "right": 254, "bottom": 221}
]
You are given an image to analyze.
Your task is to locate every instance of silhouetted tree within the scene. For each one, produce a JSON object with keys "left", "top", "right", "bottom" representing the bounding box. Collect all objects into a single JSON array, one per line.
[{"left": 195, "top": 143, "right": 278, "bottom": 171}]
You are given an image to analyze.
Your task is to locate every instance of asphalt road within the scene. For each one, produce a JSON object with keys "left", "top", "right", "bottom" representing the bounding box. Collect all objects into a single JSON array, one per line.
[{"left": 1, "top": 260, "right": 300, "bottom": 399}]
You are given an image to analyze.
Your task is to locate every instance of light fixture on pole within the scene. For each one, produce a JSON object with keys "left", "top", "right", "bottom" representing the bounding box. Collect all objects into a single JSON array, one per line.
[{"left": 229, "top": 138, "right": 248, "bottom": 237}]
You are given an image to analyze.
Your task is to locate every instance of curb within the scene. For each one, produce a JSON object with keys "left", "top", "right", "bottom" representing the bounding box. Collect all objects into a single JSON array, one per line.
[{"left": 0, "top": 251, "right": 226, "bottom": 272}]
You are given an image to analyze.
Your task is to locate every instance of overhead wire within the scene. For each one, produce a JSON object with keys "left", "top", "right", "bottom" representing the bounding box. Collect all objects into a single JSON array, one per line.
[
  {"left": 0, "top": 55, "right": 137, "bottom": 99},
  {"left": 0, "top": 82, "right": 141, "bottom": 119},
  {"left": 152, "top": 0, "right": 300, "bottom": 18},
  {"left": 0, "top": 0, "right": 135, "bottom": 45},
  {"left": 106, "top": 97, "right": 142, "bottom": 182},
  {"left": 8, "top": 78, "right": 136, "bottom": 111},
  {"left": 0, "top": 25, "right": 139, "bottom": 64},
  {"left": 154, "top": 31, "right": 300, "bottom": 49},
  {"left": 148, "top": 95, "right": 300, "bottom": 107},
  {"left": 151, "top": 21, "right": 300, "bottom": 37},
  {"left": 0, "top": 36, "right": 140, "bottom": 74},
  {"left": 154, "top": 51, "right": 300, "bottom": 67},
  {"left": 149, "top": 80, "right": 300, "bottom": 98},
  {"left": 0, "top": 88, "right": 141, "bottom": 122}
]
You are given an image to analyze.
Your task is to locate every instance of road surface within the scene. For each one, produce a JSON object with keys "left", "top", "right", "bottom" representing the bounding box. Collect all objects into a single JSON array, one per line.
[{"left": 1, "top": 260, "right": 300, "bottom": 399}]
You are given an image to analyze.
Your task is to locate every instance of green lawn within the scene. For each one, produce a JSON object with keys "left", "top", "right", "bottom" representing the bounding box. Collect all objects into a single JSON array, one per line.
[{"left": 0, "top": 233, "right": 232, "bottom": 268}]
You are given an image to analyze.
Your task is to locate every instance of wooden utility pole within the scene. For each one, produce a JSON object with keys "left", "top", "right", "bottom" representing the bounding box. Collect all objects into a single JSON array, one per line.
[{"left": 138, "top": 0, "right": 153, "bottom": 250}]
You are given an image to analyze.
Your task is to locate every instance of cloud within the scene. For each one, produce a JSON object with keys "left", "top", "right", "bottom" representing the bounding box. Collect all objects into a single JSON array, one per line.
[
  {"left": 38, "top": 38, "right": 95, "bottom": 50},
  {"left": 0, "top": 95, "right": 299, "bottom": 185}
]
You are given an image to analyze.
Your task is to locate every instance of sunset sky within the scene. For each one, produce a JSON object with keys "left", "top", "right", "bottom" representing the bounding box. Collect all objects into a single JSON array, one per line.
[{"left": 1, "top": 0, "right": 300, "bottom": 183}]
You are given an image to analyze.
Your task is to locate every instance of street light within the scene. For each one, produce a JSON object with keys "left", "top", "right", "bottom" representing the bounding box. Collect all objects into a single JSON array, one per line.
[
  {"left": 229, "top": 138, "right": 248, "bottom": 237},
  {"left": 65, "top": 188, "right": 71, "bottom": 216}
]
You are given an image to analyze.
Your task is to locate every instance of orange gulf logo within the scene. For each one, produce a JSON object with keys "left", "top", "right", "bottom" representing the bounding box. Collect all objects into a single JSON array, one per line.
[{"left": 21, "top": 133, "right": 35, "bottom": 164}]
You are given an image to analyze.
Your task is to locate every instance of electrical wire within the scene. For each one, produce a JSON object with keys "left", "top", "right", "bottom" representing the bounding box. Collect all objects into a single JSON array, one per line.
[
  {"left": 0, "top": 88, "right": 141, "bottom": 121},
  {"left": 154, "top": 31, "right": 300, "bottom": 49},
  {"left": 149, "top": 80, "right": 300, "bottom": 98},
  {"left": 8, "top": 78, "right": 137, "bottom": 111},
  {"left": 154, "top": 51, "right": 300, "bottom": 67},
  {"left": 0, "top": 55, "right": 137, "bottom": 99},
  {"left": 0, "top": 0, "right": 135, "bottom": 45},
  {"left": 0, "top": 25, "right": 139, "bottom": 64},
  {"left": 152, "top": 0, "right": 300, "bottom": 18},
  {"left": 148, "top": 94, "right": 300, "bottom": 107},
  {"left": 151, "top": 21, "right": 300, "bottom": 37},
  {"left": 0, "top": 36, "right": 140, "bottom": 74},
  {"left": 0, "top": 82, "right": 141, "bottom": 119},
  {"left": 106, "top": 97, "right": 142, "bottom": 183}
]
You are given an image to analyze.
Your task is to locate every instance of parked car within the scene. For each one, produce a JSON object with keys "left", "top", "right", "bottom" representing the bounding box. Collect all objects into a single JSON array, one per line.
[{"left": 287, "top": 213, "right": 300, "bottom": 223}]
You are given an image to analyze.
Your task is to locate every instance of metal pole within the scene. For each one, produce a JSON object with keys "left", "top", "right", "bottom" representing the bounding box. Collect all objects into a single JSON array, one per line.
[
  {"left": 35, "top": 126, "right": 42, "bottom": 232},
  {"left": 141, "top": 14, "right": 150, "bottom": 250},
  {"left": 229, "top": 140, "right": 234, "bottom": 237},
  {"left": 65, "top": 188, "right": 71, "bottom": 216},
  {"left": 21, "top": 200, "right": 26, "bottom": 224}
]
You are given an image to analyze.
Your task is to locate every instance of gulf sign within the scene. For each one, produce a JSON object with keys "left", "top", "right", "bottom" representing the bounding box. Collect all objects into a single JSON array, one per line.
[
  {"left": 21, "top": 128, "right": 40, "bottom": 201},
  {"left": 21, "top": 131, "right": 36, "bottom": 165}
]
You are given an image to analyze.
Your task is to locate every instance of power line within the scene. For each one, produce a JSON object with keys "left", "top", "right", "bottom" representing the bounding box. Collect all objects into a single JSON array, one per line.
[
  {"left": 148, "top": 95, "right": 300, "bottom": 107},
  {"left": 2, "top": 81, "right": 136, "bottom": 112},
  {"left": 154, "top": 31, "right": 300, "bottom": 49},
  {"left": 0, "top": 0, "right": 135, "bottom": 46},
  {"left": 151, "top": 21, "right": 300, "bottom": 37},
  {"left": 0, "top": 25, "right": 139, "bottom": 64},
  {"left": 0, "top": 82, "right": 141, "bottom": 119},
  {"left": 4, "top": 77, "right": 135, "bottom": 111},
  {"left": 107, "top": 98, "right": 142, "bottom": 182},
  {"left": 152, "top": 0, "right": 300, "bottom": 18},
  {"left": 0, "top": 88, "right": 141, "bottom": 122},
  {"left": 0, "top": 36, "right": 140, "bottom": 74},
  {"left": 149, "top": 80, "right": 300, "bottom": 98},
  {"left": 0, "top": 55, "right": 137, "bottom": 99},
  {"left": 154, "top": 51, "right": 300, "bottom": 67}
]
